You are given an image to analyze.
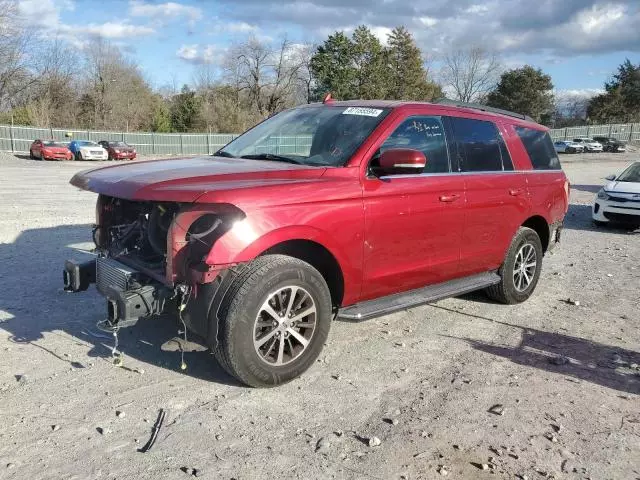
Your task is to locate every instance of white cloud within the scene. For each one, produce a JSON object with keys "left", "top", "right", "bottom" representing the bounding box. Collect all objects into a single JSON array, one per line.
[
  {"left": 129, "top": 1, "right": 202, "bottom": 23},
  {"left": 370, "top": 26, "right": 392, "bottom": 45},
  {"left": 76, "top": 22, "right": 156, "bottom": 39},
  {"left": 418, "top": 16, "right": 438, "bottom": 27},
  {"left": 17, "top": 0, "right": 156, "bottom": 47},
  {"left": 176, "top": 44, "right": 227, "bottom": 65}
]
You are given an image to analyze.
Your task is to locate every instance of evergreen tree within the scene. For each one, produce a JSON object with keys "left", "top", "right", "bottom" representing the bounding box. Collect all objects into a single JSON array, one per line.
[
  {"left": 170, "top": 85, "right": 202, "bottom": 132},
  {"left": 310, "top": 32, "right": 357, "bottom": 100},
  {"left": 486, "top": 66, "right": 554, "bottom": 122},
  {"left": 588, "top": 59, "right": 640, "bottom": 122},
  {"left": 386, "top": 26, "right": 442, "bottom": 101},
  {"left": 351, "top": 25, "right": 388, "bottom": 99}
]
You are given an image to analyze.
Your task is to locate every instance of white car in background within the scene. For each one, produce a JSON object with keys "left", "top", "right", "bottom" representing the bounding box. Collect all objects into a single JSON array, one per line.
[
  {"left": 572, "top": 137, "right": 603, "bottom": 152},
  {"left": 70, "top": 140, "right": 108, "bottom": 161},
  {"left": 593, "top": 161, "right": 640, "bottom": 229},
  {"left": 554, "top": 140, "right": 584, "bottom": 154}
]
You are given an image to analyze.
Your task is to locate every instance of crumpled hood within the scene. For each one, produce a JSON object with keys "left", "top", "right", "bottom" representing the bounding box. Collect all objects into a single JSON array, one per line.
[
  {"left": 70, "top": 155, "right": 327, "bottom": 202},
  {"left": 605, "top": 180, "right": 640, "bottom": 194}
]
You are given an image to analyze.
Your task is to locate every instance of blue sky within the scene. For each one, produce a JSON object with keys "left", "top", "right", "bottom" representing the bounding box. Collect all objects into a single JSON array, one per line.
[{"left": 17, "top": 0, "right": 640, "bottom": 96}]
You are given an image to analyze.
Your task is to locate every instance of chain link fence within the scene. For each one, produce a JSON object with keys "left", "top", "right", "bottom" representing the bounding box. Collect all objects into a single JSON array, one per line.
[{"left": 1, "top": 122, "right": 638, "bottom": 156}]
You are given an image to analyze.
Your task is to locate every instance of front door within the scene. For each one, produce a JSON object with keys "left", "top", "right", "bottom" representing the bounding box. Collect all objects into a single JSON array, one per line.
[{"left": 361, "top": 115, "right": 465, "bottom": 301}]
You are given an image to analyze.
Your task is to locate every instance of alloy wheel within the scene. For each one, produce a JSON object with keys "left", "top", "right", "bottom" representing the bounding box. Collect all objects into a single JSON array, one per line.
[
  {"left": 253, "top": 286, "right": 317, "bottom": 366},
  {"left": 513, "top": 243, "right": 537, "bottom": 292}
]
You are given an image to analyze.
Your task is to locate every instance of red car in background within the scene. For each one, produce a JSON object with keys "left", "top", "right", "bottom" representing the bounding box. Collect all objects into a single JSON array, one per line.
[
  {"left": 29, "top": 139, "right": 73, "bottom": 161},
  {"left": 98, "top": 141, "right": 137, "bottom": 161}
]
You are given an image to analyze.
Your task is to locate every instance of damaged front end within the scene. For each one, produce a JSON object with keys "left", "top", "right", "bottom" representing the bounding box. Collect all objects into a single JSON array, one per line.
[{"left": 64, "top": 194, "right": 241, "bottom": 333}]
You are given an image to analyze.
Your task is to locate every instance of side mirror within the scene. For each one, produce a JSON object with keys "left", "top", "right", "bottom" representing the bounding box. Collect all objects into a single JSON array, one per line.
[
  {"left": 378, "top": 149, "right": 426, "bottom": 175},
  {"left": 605, "top": 174, "right": 616, "bottom": 181}
]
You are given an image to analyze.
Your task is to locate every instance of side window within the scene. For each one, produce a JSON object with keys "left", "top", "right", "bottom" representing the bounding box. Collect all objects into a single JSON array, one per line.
[
  {"left": 515, "top": 127, "right": 561, "bottom": 170},
  {"left": 448, "top": 117, "right": 510, "bottom": 172},
  {"left": 379, "top": 116, "right": 450, "bottom": 173}
]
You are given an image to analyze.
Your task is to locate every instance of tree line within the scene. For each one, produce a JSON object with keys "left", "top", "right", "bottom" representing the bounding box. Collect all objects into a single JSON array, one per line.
[{"left": 0, "top": 0, "right": 637, "bottom": 133}]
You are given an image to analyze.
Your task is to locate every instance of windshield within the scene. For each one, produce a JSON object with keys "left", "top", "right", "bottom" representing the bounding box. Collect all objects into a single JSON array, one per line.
[
  {"left": 616, "top": 162, "right": 640, "bottom": 183},
  {"left": 109, "top": 141, "right": 128, "bottom": 147},
  {"left": 217, "top": 105, "right": 390, "bottom": 167},
  {"left": 43, "top": 141, "right": 67, "bottom": 147},
  {"left": 78, "top": 141, "right": 98, "bottom": 146}
]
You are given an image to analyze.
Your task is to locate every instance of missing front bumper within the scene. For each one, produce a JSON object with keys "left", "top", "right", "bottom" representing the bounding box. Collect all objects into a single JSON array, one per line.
[{"left": 63, "top": 256, "right": 172, "bottom": 328}]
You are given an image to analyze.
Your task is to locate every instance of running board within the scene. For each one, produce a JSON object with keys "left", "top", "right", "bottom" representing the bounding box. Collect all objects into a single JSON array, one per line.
[{"left": 338, "top": 271, "right": 500, "bottom": 321}]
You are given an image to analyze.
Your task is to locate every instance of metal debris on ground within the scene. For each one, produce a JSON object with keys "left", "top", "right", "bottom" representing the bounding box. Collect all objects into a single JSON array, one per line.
[
  {"left": 488, "top": 404, "right": 505, "bottom": 416},
  {"left": 138, "top": 408, "right": 166, "bottom": 453}
]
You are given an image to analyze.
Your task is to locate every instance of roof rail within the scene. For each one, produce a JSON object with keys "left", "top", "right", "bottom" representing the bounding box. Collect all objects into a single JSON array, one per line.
[{"left": 434, "top": 98, "right": 535, "bottom": 122}]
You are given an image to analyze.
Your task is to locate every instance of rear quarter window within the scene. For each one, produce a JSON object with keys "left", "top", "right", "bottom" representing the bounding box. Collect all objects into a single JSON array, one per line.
[{"left": 515, "top": 127, "right": 561, "bottom": 170}]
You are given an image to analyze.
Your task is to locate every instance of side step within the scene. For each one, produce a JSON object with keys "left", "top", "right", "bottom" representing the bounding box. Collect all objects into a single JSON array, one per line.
[{"left": 338, "top": 271, "right": 500, "bottom": 321}]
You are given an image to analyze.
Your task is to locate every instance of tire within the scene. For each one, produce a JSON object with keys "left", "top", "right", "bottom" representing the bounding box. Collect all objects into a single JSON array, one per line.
[
  {"left": 75, "top": 151, "right": 82, "bottom": 161},
  {"left": 212, "top": 254, "right": 332, "bottom": 387},
  {"left": 485, "top": 227, "right": 543, "bottom": 305},
  {"left": 29, "top": 149, "right": 35, "bottom": 159}
]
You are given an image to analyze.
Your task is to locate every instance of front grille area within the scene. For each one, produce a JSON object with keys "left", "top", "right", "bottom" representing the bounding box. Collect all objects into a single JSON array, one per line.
[
  {"left": 96, "top": 257, "right": 137, "bottom": 295},
  {"left": 603, "top": 212, "right": 640, "bottom": 224},
  {"left": 608, "top": 195, "right": 640, "bottom": 203}
]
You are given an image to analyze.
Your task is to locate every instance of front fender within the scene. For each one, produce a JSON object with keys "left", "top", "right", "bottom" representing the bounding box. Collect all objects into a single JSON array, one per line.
[{"left": 207, "top": 221, "right": 363, "bottom": 306}]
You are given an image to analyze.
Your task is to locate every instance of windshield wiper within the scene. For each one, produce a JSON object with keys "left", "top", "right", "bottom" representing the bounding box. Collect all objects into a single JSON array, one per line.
[
  {"left": 240, "top": 153, "right": 302, "bottom": 165},
  {"left": 213, "top": 150, "right": 236, "bottom": 158}
]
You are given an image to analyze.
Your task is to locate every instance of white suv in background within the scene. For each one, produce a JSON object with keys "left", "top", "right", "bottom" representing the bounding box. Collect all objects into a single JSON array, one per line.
[{"left": 572, "top": 137, "right": 603, "bottom": 152}]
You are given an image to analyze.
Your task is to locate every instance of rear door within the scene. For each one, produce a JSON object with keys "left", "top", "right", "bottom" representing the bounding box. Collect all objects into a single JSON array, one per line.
[
  {"left": 448, "top": 116, "right": 529, "bottom": 276},
  {"left": 361, "top": 113, "right": 465, "bottom": 301}
]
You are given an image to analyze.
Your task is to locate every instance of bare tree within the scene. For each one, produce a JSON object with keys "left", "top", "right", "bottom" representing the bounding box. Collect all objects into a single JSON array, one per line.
[
  {"left": 226, "top": 36, "right": 303, "bottom": 119},
  {"left": 440, "top": 47, "right": 501, "bottom": 103},
  {"left": 80, "top": 38, "right": 156, "bottom": 131},
  {"left": 0, "top": 0, "right": 37, "bottom": 110},
  {"left": 293, "top": 42, "right": 316, "bottom": 104}
]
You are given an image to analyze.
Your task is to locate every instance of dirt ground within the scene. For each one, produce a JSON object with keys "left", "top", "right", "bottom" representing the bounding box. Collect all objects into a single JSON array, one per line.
[{"left": 0, "top": 151, "right": 638, "bottom": 480}]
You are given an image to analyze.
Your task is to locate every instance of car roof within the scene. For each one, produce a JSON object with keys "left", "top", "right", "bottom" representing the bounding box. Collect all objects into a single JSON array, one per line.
[{"left": 304, "top": 100, "right": 545, "bottom": 129}]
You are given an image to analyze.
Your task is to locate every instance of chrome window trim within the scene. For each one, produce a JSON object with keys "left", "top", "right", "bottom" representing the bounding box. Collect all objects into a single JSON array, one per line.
[{"left": 378, "top": 169, "right": 562, "bottom": 180}]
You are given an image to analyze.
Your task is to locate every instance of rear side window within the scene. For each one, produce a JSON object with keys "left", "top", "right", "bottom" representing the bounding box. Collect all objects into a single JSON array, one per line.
[
  {"left": 448, "top": 117, "right": 512, "bottom": 172},
  {"left": 515, "top": 127, "right": 561, "bottom": 170}
]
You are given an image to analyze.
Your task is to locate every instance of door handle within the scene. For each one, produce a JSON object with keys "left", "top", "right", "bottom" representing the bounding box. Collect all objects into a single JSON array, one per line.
[
  {"left": 509, "top": 188, "right": 525, "bottom": 196},
  {"left": 439, "top": 193, "right": 461, "bottom": 203}
]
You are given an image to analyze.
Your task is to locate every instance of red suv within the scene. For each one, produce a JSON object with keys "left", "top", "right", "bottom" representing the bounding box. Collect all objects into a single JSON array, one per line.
[{"left": 63, "top": 100, "right": 568, "bottom": 387}]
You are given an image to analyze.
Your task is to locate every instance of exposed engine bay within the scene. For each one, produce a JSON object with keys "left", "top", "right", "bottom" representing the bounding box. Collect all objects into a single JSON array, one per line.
[
  {"left": 93, "top": 195, "right": 178, "bottom": 276},
  {"left": 93, "top": 194, "right": 235, "bottom": 285}
]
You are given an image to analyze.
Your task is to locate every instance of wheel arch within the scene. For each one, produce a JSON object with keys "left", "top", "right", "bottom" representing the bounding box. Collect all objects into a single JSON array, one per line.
[
  {"left": 261, "top": 239, "right": 345, "bottom": 308},
  {"left": 521, "top": 215, "right": 550, "bottom": 252}
]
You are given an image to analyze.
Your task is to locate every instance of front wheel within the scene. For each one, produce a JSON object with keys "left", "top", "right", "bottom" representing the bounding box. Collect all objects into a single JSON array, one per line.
[
  {"left": 75, "top": 151, "right": 83, "bottom": 161},
  {"left": 486, "top": 227, "right": 543, "bottom": 304},
  {"left": 212, "top": 254, "right": 332, "bottom": 387}
]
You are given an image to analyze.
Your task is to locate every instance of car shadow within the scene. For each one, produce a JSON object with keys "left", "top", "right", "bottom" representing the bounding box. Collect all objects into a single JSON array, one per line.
[
  {"left": 13, "top": 154, "right": 38, "bottom": 161},
  {"left": 0, "top": 224, "right": 240, "bottom": 386},
  {"left": 570, "top": 184, "right": 602, "bottom": 194},
  {"left": 434, "top": 305, "right": 640, "bottom": 395}
]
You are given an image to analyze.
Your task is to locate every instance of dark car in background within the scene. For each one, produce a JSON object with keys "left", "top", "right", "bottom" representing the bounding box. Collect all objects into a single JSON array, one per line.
[
  {"left": 29, "top": 139, "right": 73, "bottom": 161},
  {"left": 98, "top": 141, "right": 137, "bottom": 161},
  {"left": 592, "top": 136, "right": 626, "bottom": 153}
]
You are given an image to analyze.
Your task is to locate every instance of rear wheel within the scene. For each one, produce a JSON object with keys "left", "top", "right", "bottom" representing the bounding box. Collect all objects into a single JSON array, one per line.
[
  {"left": 212, "top": 254, "right": 332, "bottom": 387},
  {"left": 29, "top": 149, "right": 35, "bottom": 159},
  {"left": 486, "top": 227, "right": 543, "bottom": 304}
]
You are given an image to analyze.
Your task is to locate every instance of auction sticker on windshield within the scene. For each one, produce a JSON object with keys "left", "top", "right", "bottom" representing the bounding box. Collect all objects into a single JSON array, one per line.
[{"left": 342, "top": 107, "right": 383, "bottom": 117}]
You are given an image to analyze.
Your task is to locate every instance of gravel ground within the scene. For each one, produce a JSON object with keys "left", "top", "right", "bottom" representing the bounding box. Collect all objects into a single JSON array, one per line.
[{"left": 0, "top": 151, "right": 638, "bottom": 480}]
